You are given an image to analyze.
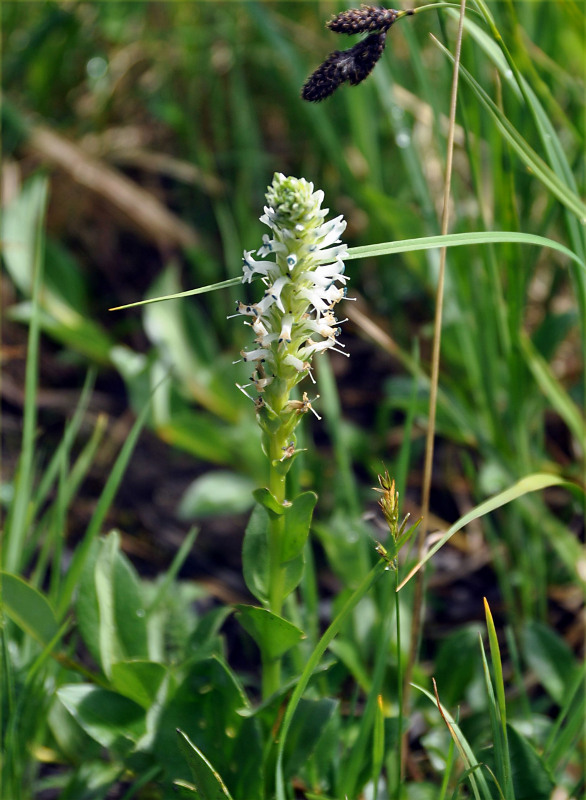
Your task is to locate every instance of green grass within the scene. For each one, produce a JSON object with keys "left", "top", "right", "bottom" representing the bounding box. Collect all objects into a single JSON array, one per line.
[{"left": 1, "top": 1, "right": 584, "bottom": 798}]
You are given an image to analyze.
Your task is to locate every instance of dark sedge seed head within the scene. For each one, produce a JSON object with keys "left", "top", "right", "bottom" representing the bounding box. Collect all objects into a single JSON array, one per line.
[
  {"left": 301, "top": 31, "right": 387, "bottom": 102},
  {"left": 301, "top": 49, "right": 347, "bottom": 102},
  {"left": 327, "top": 5, "right": 399, "bottom": 34}
]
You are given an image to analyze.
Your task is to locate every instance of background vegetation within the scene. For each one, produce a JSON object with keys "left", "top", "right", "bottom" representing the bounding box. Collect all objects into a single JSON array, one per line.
[{"left": 1, "top": 1, "right": 584, "bottom": 799}]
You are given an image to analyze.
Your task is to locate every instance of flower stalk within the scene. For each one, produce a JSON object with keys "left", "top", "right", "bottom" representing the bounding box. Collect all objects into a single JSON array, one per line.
[{"left": 235, "top": 173, "right": 348, "bottom": 696}]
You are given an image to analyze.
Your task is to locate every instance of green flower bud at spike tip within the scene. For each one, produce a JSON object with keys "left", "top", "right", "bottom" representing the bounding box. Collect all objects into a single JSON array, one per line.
[{"left": 234, "top": 174, "right": 349, "bottom": 440}]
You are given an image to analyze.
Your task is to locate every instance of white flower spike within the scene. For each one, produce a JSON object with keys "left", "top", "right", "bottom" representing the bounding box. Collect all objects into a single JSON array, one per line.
[{"left": 235, "top": 174, "right": 349, "bottom": 433}]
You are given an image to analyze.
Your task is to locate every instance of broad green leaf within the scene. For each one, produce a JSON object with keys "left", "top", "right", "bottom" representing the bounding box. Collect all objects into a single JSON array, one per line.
[
  {"left": 242, "top": 504, "right": 269, "bottom": 604},
  {"left": 433, "top": 625, "right": 483, "bottom": 706},
  {"left": 76, "top": 533, "right": 149, "bottom": 677},
  {"left": 110, "top": 536, "right": 149, "bottom": 661},
  {"left": 282, "top": 698, "right": 338, "bottom": 779},
  {"left": 57, "top": 684, "right": 146, "bottom": 755},
  {"left": 110, "top": 661, "right": 167, "bottom": 709},
  {"left": 281, "top": 552, "right": 305, "bottom": 601},
  {"left": 176, "top": 731, "right": 234, "bottom": 800},
  {"left": 157, "top": 412, "right": 243, "bottom": 465},
  {"left": 155, "top": 657, "right": 262, "bottom": 798},
  {"left": 76, "top": 539, "right": 102, "bottom": 667},
  {"left": 48, "top": 698, "right": 102, "bottom": 762},
  {"left": 281, "top": 492, "right": 317, "bottom": 563},
  {"left": 507, "top": 724, "right": 554, "bottom": 800},
  {"left": 97, "top": 533, "right": 148, "bottom": 674},
  {"left": 8, "top": 302, "right": 113, "bottom": 364},
  {"left": 0, "top": 572, "right": 58, "bottom": 646},
  {"left": 520, "top": 621, "right": 578, "bottom": 705},
  {"left": 178, "top": 472, "right": 255, "bottom": 518},
  {"left": 235, "top": 605, "right": 304, "bottom": 660}
]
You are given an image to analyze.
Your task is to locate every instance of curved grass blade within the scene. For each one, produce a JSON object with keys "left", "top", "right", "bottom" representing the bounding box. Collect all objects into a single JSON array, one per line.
[
  {"left": 109, "top": 230, "right": 584, "bottom": 313},
  {"left": 416, "top": 681, "right": 493, "bottom": 800},
  {"left": 347, "top": 230, "right": 584, "bottom": 268},
  {"left": 397, "top": 473, "right": 569, "bottom": 591},
  {"left": 519, "top": 331, "right": 585, "bottom": 446},
  {"left": 434, "top": 37, "right": 586, "bottom": 221}
]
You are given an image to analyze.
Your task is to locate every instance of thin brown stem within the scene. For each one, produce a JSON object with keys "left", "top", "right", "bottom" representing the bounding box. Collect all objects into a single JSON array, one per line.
[{"left": 401, "top": 0, "right": 468, "bottom": 779}]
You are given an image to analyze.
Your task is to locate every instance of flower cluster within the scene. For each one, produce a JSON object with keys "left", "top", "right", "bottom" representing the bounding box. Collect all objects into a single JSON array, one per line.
[{"left": 235, "top": 174, "right": 349, "bottom": 441}]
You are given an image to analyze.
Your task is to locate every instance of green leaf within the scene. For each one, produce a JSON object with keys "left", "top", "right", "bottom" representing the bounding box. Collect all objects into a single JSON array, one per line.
[
  {"left": 275, "top": 560, "right": 388, "bottom": 800},
  {"left": 48, "top": 698, "right": 102, "bottom": 762},
  {"left": 0, "top": 572, "right": 59, "bottom": 646},
  {"left": 176, "top": 731, "right": 234, "bottom": 800},
  {"left": 507, "top": 724, "right": 554, "bottom": 800},
  {"left": 109, "top": 275, "right": 242, "bottom": 312},
  {"left": 235, "top": 605, "right": 304, "bottom": 660},
  {"left": 281, "top": 492, "right": 317, "bottom": 563},
  {"left": 243, "top": 493, "right": 314, "bottom": 599},
  {"left": 433, "top": 625, "right": 483, "bottom": 706},
  {"left": 346, "top": 231, "right": 584, "bottom": 270},
  {"left": 434, "top": 38, "right": 586, "bottom": 222},
  {"left": 57, "top": 684, "right": 146, "bottom": 755},
  {"left": 110, "top": 661, "right": 167, "bottom": 709},
  {"left": 110, "top": 538, "right": 149, "bottom": 660},
  {"left": 398, "top": 474, "right": 567, "bottom": 591},
  {"left": 178, "top": 472, "right": 255, "bottom": 518},
  {"left": 155, "top": 657, "right": 262, "bottom": 798},
  {"left": 76, "top": 532, "right": 149, "bottom": 678},
  {"left": 58, "top": 394, "right": 152, "bottom": 618},
  {"left": 413, "top": 684, "right": 492, "bottom": 800},
  {"left": 281, "top": 553, "right": 305, "bottom": 601},
  {"left": 242, "top": 504, "right": 269, "bottom": 604},
  {"left": 76, "top": 540, "right": 102, "bottom": 666},
  {"left": 520, "top": 621, "right": 578, "bottom": 704},
  {"left": 253, "top": 487, "right": 287, "bottom": 516},
  {"left": 519, "top": 331, "right": 585, "bottom": 445},
  {"left": 282, "top": 698, "right": 338, "bottom": 779}
]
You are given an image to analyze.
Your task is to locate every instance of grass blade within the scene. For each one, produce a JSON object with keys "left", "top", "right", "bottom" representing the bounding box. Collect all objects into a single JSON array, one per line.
[
  {"left": 56, "top": 393, "right": 155, "bottom": 619},
  {"left": 275, "top": 558, "right": 388, "bottom": 800},
  {"left": 397, "top": 473, "right": 567, "bottom": 591},
  {"left": 434, "top": 37, "right": 586, "bottom": 221},
  {"left": 3, "top": 177, "right": 48, "bottom": 574}
]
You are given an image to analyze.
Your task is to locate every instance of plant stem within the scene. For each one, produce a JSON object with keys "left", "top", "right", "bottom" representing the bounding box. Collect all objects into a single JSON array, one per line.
[
  {"left": 401, "top": 0, "right": 467, "bottom": 778},
  {"left": 262, "top": 427, "right": 289, "bottom": 699},
  {"left": 394, "top": 566, "right": 403, "bottom": 800}
]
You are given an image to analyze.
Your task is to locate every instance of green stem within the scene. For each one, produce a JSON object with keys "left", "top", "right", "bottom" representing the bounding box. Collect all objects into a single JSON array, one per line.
[
  {"left": 262, "top": 428, "right": 289, "bottom": 699},
  {"left": 394, "top": 567, "right": 403, "bottom": 799}
]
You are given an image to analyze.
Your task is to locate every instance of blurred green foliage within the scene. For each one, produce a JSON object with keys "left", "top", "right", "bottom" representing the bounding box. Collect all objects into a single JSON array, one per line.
[{"left": 1, "top": 1, "right": 584, "bottom": 798}]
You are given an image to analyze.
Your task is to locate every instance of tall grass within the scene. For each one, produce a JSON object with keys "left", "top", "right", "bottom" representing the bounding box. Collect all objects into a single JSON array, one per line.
[{"left": 1, "top": 1, "right": 584, "bottom": 798}]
